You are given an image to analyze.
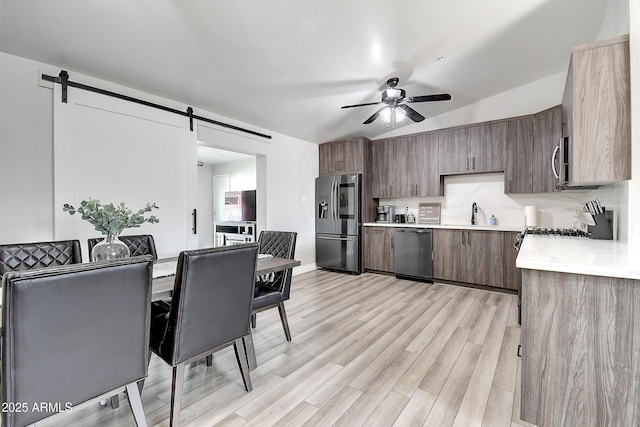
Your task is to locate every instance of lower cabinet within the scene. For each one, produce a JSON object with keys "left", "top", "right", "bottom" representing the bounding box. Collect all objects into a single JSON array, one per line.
[
  {"left": 364, "top": 226, "right": 394, "bottom": 273},
  {"left": 503, "top": 232, "right": 521, "bottom": 291},
  {"left": 433, "top": 229, "right": 508, "bottom": 288},
  {"left": 520, "top": 269, "right": 640, "bottom": 426}
]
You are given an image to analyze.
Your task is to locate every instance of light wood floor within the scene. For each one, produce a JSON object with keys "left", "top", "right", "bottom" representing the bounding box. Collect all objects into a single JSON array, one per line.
[{"left": 40, "top": 270, "right": 537, "bottom": 427}]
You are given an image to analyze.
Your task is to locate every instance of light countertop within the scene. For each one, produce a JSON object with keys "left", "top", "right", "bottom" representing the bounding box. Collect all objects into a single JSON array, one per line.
[
  {"left": 363, "top": 222, "right": 523, "bottom": 232},
  {"left": 516, "top": 234, "right": 640, "bottom": 280}
]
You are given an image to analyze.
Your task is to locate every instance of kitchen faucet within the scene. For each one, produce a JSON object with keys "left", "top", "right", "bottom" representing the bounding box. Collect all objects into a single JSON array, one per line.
[{"left": 471, "top": 202, "right": 478, "bottom": 225}]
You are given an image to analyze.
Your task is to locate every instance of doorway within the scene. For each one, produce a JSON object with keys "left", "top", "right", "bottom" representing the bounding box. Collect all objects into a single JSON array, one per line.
[{"left": 196, "top": 145, "right": 257, "bottom": 248}]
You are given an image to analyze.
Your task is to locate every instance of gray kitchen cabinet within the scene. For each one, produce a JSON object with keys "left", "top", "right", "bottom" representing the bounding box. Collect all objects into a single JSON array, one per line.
[
  {"left": 561, "top": 34, "right": 630, "bottom": 186},
  {"left": 370, "top": 139, "right": 394, "bottom": 198},
  {"left": 504, "top": 116, "right": 534, "bottom": 194},
  {"left": 502, "top": 232, "right": 521, "bottom": 291},
  {"left": 532, "top": 106, "right": 562, "bottom": 194},
  {"left": 364, "top": 226, "right": 394, "bottom": 272},
  {"left": 438, "top": 128, "right": 470, "bottom": 175},
  {"left": 319, "top": 137, "right": 367, "bottom": 176},
  {"left": 406, "top": 133, "right": 443, "bottom": 197},
  {"left": 439, "top": 123, "right": 505, "bottom": 175},
  {"left": 433, "top": 229, "right": 505, "bottom": 288},
  {"left": 520, "top": 269, "right": 640, "bottom": 426},
  {"left": 433, "top": 228, "right": 465, "bottom": 282},
  {"left": 371, "top": 134, "right": 442, "bottom": 198}
]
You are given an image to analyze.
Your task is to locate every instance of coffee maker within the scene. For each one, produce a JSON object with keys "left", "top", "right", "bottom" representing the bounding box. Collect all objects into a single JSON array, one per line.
[{"left": 376, "top": 205, "right": 395, "bottom": 223}]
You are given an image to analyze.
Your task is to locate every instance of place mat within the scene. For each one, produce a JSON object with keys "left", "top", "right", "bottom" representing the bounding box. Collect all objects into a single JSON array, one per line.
[{"left": 153, "top": 260, "right": 178, "bottom": 279}]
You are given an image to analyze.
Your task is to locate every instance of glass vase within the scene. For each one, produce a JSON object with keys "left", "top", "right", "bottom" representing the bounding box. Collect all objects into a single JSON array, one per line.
[{"left": 91, "top": 234, "right": 130, "bottom": 261}]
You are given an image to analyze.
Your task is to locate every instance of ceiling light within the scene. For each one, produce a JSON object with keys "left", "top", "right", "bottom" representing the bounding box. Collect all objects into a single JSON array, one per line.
[{"left": 379, "top": 106, "right": 406, "bottom": 129}]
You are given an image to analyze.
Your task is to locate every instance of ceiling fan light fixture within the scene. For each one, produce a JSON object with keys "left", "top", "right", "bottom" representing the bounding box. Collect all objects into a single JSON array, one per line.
[
  {"left": 379, "top": 107, "right": 392, "bottom": 123},
  {"left": 379, "top": 106, "right": 406, "bottom": 128}
]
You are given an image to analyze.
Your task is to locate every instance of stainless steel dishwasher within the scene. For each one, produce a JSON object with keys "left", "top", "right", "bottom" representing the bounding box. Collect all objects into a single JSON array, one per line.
[{"left": 394, "top": 228, "right": 433, "bottom": 282}]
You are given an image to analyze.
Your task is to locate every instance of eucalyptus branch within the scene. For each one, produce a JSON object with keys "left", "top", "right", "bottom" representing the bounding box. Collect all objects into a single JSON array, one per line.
[{"left": 63, "top": 198, "right": 159, "bottom": 236}]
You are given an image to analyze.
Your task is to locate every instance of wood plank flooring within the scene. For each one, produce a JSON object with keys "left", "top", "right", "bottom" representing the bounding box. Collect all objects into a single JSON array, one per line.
[{"left": 39, "top": 270, "right": 536, "bottom": 427}]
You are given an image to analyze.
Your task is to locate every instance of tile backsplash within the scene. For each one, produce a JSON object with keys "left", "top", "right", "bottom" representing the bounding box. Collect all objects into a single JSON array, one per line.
[{"left": 380, "top": 173, "right": 598, "bottom": 231}]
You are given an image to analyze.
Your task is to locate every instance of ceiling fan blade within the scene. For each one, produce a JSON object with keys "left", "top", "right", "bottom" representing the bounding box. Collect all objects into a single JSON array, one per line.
[
  {"left": 341, "top": 101, "right": 382, "bottom": 109},
  {"left": 398, "top": 104, "right": 425, "bottom": 122},
  {"left": 363, "top": 107, "right": 387, "bottom": 124},
  {"left": 407, "top": 94, "right": 452, "bottom": 103}
]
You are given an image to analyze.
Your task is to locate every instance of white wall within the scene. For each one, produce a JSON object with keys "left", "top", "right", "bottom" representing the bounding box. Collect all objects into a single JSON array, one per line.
[
  {"left": 0, "top": 51, "right": 319, "bottom": 272},
  {"left": 0, "top": 53, "right": 56, "bottom": 242},
  {"left": 211, "top": 158, "right": 256, "bottom": 191}
]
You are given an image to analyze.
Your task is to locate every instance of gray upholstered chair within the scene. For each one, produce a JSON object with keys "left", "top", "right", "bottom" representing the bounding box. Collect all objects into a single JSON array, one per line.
[
  {"left": 88, "top": 234, "right": 158, "bottom": 260},
  {"left": 252, "top": 231, "right": 297, "bottom": 341},
  {"left": 147, "top": 244, "right": 259, "bottom": 427},
  {"left": 0, "top": 239, "right": 82, "bottom": 276},
  {"left": 1, "top": 256, "right": 154, "bottom": 427}
]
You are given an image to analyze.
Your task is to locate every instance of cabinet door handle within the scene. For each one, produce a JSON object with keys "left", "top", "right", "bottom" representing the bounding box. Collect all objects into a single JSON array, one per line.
[
  {"left": 472, "top": 157, "right": 475, "bottom": 170},
  {"left": 462, "top": 232, "right": 465, "bottom": 245},
  {"left": 467, "top": 231, "right": 471, "bottom": 245},
  {"left": 517, "top": 344, "right": 522, "bottom": 358},
  {"left": 466, "top": 157, "right": 469, "bottom": 170}
]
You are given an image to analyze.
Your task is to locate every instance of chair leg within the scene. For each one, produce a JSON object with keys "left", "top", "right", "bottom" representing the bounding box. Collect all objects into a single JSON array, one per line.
[
  {"left": 137, "top": 349, "right": 154, "bottom": 395},
  {"left": 251, "top": 312, "right": 256, "bottom": 329},
  {"left": 243, "top": 334, "right": 258, "bottom": 371},
  {"left": 278, "top": 302, "right": 292, "bottom": 341},
  {"left": 205, "top": 354, "right": 213, "bottom": 366},
  {"left": 110, "top": 394, "right": 120, "bottom": 409},
  {"left": 170, "top": 363, "right": 185, "bottom": 427},
  {"left": 233, "top": 338, "right": 253, "bottom": 392},
  {"left": 125, "top": 382, "right": 148, "bottom": 427}
]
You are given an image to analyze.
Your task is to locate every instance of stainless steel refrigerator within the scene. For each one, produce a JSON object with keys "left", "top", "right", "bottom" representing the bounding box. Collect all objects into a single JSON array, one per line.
[{"left": 315, "top": 173, "right": 362, "bottom": 274}]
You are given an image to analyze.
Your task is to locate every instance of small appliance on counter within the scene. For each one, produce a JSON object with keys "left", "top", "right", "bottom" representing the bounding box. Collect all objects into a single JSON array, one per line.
[
  {"left": 394, "top": 214, "right": 406, "bottom": 223},
  {"left": 376, "top": 205, "right": 395, "bottom": 223}
]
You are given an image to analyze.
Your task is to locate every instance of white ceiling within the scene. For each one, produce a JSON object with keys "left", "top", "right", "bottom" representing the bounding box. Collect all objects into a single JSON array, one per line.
[
  {"left": 197, "top": 145, "right": 255, "bottom": 165},
  {"left": 0, "top": 0, "right": 608, "bottom": 144}
]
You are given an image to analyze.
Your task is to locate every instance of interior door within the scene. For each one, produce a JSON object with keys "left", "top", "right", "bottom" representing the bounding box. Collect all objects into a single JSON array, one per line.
[{"left": 53, "top": 85, "right": 198, "bottom": 259}]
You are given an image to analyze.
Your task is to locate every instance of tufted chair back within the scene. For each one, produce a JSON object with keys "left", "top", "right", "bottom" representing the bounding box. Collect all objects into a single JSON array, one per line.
[
  {"left": 0, "top": 240, "right": 82, "bottom": 276},
  {"left": 257, "top": 231, "right": 297, "bottom": 299},
  {"left": 88, "top": 235, "right": 158, "bottom": 260}
]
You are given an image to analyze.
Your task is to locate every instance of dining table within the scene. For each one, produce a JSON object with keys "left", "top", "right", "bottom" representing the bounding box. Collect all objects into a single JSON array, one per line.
[{"left": 151, "top": 255, "right": 301, "bottom": 301}]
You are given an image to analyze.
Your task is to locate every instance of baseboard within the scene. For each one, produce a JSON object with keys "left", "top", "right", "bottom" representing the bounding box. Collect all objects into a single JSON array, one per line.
[{"left": 293, "top": 263, "right": 317, "bottom": 276}]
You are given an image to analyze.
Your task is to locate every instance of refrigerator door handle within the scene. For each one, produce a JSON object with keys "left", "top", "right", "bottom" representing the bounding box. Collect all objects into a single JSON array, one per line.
[
  {"left": 317, "top": 235, "right": 355, "bottom": 241},
  {"left": 334, "top": 180, "right": 339, "bottom": 221}
]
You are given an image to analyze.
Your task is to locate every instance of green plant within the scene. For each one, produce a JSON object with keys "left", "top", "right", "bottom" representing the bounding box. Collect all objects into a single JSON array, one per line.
[{"left": 63, "top": 198, "right": 159, "bottom": 236}]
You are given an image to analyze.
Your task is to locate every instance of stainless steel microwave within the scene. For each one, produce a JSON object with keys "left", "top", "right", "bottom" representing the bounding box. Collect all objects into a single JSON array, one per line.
[{"left": 552, "top": 137, "right": 598, "bottom": 190}]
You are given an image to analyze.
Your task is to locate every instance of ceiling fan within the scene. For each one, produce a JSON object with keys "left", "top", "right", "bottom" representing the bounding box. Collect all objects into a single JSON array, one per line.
[{"left": 341, "top": 77, "right": 451, "bottom": 128}]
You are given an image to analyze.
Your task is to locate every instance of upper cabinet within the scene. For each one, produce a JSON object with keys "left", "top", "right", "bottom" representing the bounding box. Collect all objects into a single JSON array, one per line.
[
  {"left": 562, "top": 34, "right": 630, "bottom": 186},
  {"left": 439, "top": 123, "right": 505, "bottom": 175},
  {"left": 370, "top": 134, "right": 443, "bottom": 198},
  {"left": 319, "top": 137, "right": 368, "bottom": 176},
  {"left": 504, "top": 116, "right": 534, "bottom": 194},
  {"left": 532, "top": 106, "right": 562, "bottom": 194},
  {"left": 504, "top": 106, "right": 562, "bottom": 195}
]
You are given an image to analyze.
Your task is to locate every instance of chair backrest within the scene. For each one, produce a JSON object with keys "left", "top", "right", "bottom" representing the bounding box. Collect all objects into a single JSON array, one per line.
[
  {"left": 0, "top": 240, "right": 82, "bottom": 276},
  {"left": 156, "top": 243, "right": 259, "bottom": 366},
  {"left": 1, "top": 256, "right": 153, "bottom": 427},
  {"left": 258, "top": 231, "right": 297, "bottom": 299},
  {"left": 88, "top": 234, "right": 158, "bottom": 259}
]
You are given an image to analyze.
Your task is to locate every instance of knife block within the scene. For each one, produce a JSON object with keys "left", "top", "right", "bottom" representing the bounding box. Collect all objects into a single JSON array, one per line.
[{"left": 588, "top": 209, "right": 614, "bottom": 240}]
